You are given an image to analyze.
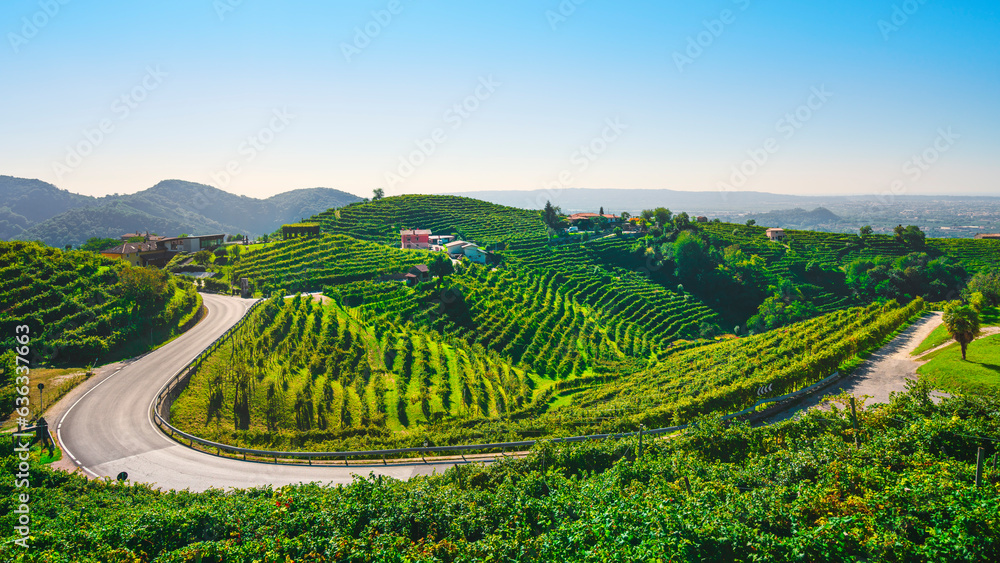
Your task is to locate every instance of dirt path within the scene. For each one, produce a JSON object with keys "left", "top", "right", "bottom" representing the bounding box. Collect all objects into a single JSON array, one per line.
[{"left": 763, "top": 312, "right": 944, "bottom": 423}]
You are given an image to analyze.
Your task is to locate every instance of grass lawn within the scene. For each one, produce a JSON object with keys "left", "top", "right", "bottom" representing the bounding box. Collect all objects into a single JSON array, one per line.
[
  {"left": 911, "top": 306, "right": 1000, "bottom": 356},
  {"left": 917, "top": 333, "right": 1000, "bottom": 395},
  {"left": 1, "top": 367, "right": 92, "bottom": 431},
  {"left": 911, "top": 323, "right": 952, "bottom": 356}
]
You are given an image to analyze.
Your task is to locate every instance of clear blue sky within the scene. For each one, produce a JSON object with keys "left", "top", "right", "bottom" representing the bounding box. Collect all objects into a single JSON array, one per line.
[{"left": 1, "top": 0, "right": 997, "bottom": 199}]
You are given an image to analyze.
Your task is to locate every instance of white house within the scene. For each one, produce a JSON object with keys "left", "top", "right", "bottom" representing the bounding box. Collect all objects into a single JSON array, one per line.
[
  {"left": 463, "top": 245, "right": 489, "bottom": 264},
  {"left": 429, "top": 235, "right": 454, "bottom": 245},
  {"left": 444, "top": 240, "right": 471, "bottom": 255},
  {"left": 766, "top": 228, "right": 786, "bottom": 242}
]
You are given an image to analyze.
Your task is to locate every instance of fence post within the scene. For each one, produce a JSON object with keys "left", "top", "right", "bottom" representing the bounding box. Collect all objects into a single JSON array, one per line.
[
  {"left": 637, "top": 425, "right": 643, "bottom": 459},
  {"left": 976, "top": 447, "right": 985, "bottom": 488}
]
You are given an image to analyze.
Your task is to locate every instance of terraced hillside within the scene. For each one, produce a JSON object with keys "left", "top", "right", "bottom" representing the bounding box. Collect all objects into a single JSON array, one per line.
[
  {"left": 172, "top": 294, "right": 548, "bottom": 451},
  {"left": 173, "top": 293, "right": 925, "bottom": 450},
  {"left": 312, "top": 194, "right": 548, "bottom": 248},
  {"left": 565, "top": 298, "right": 926, "bottom": 428},
  {"left": 0, "top": 241, "right": 201, "bottom": 365},
  {"left": 231, "top": 234, "right": 432, "bottom": 295}
]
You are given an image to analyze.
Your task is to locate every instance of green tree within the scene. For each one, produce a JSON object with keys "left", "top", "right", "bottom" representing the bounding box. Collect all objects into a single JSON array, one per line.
[
  {"left": 372, "top": 188, "right": 385, "bottom": 201},
  {"left": 543, "top": 200, "right": 562, "bottom": 229},
  {"left": 943, "top": 300, "right": 981, "bottom": 360},
  {"left": 902, "top": 225, "right": 926, "bottom": 247},
  {"left": 965, "top": 269, "right": 1000, "bottom": 306},
  {"left": 80, "top": 237, "right": 122, "bottom": 252},
  {"left": 193, "top": 250, "right": 213, "bottom": 265},
  {"left": 654, "top": 207, "right": 672, "bottom": 227},
  {"left": 860, "top": 225, "right": 873, "bottom": 237},
  {"left": 640, "top": 209, "right": 654, "bottom": 222},
  {"left": 746, "top": 219, "right": 757, "bottom": 227},
  {"left": 969, "top": 291, "right": 986, "bottom": 313},
  {"left": 429, "top": 254, "right": 455, "bottom": 290}
]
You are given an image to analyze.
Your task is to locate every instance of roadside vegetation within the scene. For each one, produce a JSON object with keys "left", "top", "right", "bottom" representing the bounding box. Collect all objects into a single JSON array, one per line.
[
  {"left": 5, "top": 385, "right": 1000, "bottom": 561},
  {"left": 0, "top": 241, "right": 201, "bottom": 422},
  {"left": 172, "top": 294, "right": 924, "bottom": 451}
]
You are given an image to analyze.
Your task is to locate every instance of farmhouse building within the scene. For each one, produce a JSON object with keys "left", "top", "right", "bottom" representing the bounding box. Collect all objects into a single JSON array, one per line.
[
  {"left": 463, "top": 245, "right": 489, "bottom": 265},
  {"left": 445, "top": 240, "right": 471, "bottom": 255},
  {"left": 401, "top": 229, "right": 431, "bottom": 249},
  {"left": 100, "top": 233, "right": 224, "bottom": 267},
  {"left": 766, "top": 228, "right": 787, "bottom": 242},
  {"left": 100, "top": 241, "right": 167, "bottom": 267},
  {"left": 408, "top": 264, "right": 431, "bottom": 283},
  {"left": 975, "top": 233, "right": 1000, "bottom": 240},
  {"left": 567, "top": 213, "right": 621, "bottom": 224}
]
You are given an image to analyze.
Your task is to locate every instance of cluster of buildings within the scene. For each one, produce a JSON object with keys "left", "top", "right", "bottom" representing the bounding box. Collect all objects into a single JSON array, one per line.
[
  {"left": 400, "top": 229, "right": 490, "bottom": 264},
  {"left": 100, "top": 232, "right": 225, "bottom": 267}
]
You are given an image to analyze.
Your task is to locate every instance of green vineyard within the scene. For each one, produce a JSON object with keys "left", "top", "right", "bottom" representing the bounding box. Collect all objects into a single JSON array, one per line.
[
  {"left": 231, "top": 234, "right": 432, "bottom": 295},
  {"left": 167, "top": 195, "right": 1000, "bottom": 450},
  {"left": 170, "top": 294, "right": 552, "bottom": 451},
  {"left": 0, "top": 241, "right": 201, "bottom": 365},
  {"left": 565, "top": 298, "right": 926, "bottom": 428},
  {"left": 312, "top": 194, "right": 548, "bottom": 248}
]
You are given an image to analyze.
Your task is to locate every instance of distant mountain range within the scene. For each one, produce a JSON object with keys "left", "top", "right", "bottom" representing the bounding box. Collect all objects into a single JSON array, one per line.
[
  {"left": 449, "top": 188, "right": 1000, "bottom": 237},
  {"left": 1, "top": 176, "right": 361, "bottom": 247}
]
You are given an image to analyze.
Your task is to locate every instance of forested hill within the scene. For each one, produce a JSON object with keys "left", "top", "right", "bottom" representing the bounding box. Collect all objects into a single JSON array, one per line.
[
  {"left": 0, "top": 176, "right": 98, "bottom": 240},
  {"left": 3, "top": 177, "right": 361, "bottom": 247}
]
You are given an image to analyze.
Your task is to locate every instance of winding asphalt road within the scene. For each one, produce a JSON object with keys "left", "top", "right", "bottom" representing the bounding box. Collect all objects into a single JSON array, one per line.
[{"left": 51, "top": 293, "right": 447, "bottom": 492}]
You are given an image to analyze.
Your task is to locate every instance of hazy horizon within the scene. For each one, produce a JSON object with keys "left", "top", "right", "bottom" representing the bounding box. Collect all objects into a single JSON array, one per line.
[{"left": 2, "top": 1, "right": 997, "bottom": 200}]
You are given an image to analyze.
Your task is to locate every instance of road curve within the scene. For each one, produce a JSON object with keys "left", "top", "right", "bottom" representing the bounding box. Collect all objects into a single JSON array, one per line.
[{"left": 54, "top": 293, "right": 448, "bottom": 492}]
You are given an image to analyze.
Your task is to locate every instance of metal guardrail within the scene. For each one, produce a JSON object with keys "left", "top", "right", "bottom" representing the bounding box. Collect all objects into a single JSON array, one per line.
[{"left": 152, "top": 297, "right": 848, "bottom": 466}]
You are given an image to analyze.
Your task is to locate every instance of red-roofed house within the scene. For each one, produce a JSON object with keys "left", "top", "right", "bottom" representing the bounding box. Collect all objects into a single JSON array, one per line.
[
  {"left": 401, "top": 229, "right": 431, "bottom": 249},
  {"left": 566, "top": 213, "right": 621, "bottom": 224}
]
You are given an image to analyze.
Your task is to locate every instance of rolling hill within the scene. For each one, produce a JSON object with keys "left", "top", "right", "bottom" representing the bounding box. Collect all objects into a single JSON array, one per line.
[{"left": 1, "top": 177, "right": 362, "bottom": 247}]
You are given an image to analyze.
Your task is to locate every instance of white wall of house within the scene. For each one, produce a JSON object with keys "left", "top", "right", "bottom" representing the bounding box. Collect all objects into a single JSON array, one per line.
[{"left": 464, "top": 245, "right": 488, "bottom": 264}]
